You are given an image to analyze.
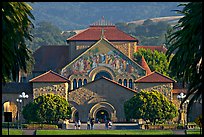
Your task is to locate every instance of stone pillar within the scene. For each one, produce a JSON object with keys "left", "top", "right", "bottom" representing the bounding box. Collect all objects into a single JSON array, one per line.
[
  {"left": 134, "top": 42, "right": 137, "bottom": 53},
  {"left": 128, "top": 43, "right": 131, "bottom": 58}
]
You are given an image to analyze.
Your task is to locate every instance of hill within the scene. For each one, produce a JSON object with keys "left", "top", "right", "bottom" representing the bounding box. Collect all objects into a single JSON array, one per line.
[
  {"left": 30, "top": 2, "right": 184, "bottom": 30},
  {"left": 127, "top": 16, "right": 183, "bottom": 26}
]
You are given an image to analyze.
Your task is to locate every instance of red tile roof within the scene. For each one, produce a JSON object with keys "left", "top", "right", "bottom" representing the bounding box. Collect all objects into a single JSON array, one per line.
[
  {"left": 135, "top": 71, "right": 175, "bottom": 83},
  {"left": 67, "top": 26, "right": 138, "bottom": 41},
  {"left": 172, "top": 89, "right": 187, "bottom": 94},
  {"left": 139, "top": 56, "right": 151, "bottom": 75},
  {"left": 137, "top": 45, "right": 167, "bottom": 53},
  {"left": 29, "top": 70, "right": 69, "bottom": 83}
]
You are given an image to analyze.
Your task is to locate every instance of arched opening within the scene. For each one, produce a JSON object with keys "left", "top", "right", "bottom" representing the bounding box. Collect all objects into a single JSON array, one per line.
[
  {"left": 96, "top": 109, "right": 109, "bottom": 123},
  {"left": 78, "top": 79, "right": 82, "bottom": 87},
  {"left": 124, "top": 79, "right": 127, "bottom": 87},
  {"left": 2, "top": 101, "right": 17, "bottom": 122},
  {"left": 118, "top": 79, "right": 122, "bottom": 85},
  {"left": 94, "top": 71, "right": 112, "bottom": 81},
  {"left": 84, "top": 79, "right": 87, "bottom": 85},
  {"left": 73, "top": 79, "right": 77, "bottom": 90},
  {"left": 129, "top": 79, "right": 133, "bottom": 89}
]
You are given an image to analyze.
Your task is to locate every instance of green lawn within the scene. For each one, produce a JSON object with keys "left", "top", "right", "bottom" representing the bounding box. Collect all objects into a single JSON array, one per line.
[
  {"left": 186, "top": 129, "right": 202, "bottom": 135},
  {"left": 36, "top": 129, "right": 174, "bottom": 135},
  {"left": 2, "top": 129, "right": 23, "bottom": 135}
]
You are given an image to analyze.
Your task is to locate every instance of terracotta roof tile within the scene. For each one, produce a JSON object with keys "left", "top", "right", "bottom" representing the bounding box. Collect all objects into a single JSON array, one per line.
[
  {"left": 67, "top": 26, "right": 138, "bottom": 41},
  {"left": 137, "top": 45, "right": 167, "bottom": 53},
  {"left": 135, "top": 71, "right": 175, "bottom": 83},
  {"left": 139, "top": 56, "right": 151, "bottom": 75},
  {"left": 29, "top": 70, "right": 69, "bottom": 83},
  {"left": 172, "top": 89, "right": 187, "bottom": 94}
]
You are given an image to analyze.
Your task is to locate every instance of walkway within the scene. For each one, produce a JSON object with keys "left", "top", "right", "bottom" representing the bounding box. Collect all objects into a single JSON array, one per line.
[
  {"left": 172, "top": 130, "right": 186, "bottom": 135},
  {"left": 22, "top": 130, "right": 36, "bottom": 135}
]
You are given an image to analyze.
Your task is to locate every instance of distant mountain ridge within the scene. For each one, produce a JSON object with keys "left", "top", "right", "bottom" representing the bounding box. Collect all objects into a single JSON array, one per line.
[
  {"left": 127, "top": 16, "right": 183, "bottom": 26},
  {"left": 30, "top": 2, "right": 184, "bottom": 30}
]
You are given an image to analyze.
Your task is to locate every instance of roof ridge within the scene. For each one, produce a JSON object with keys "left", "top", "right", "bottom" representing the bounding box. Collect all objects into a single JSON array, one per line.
[
  {"left": 134, "top": 71, "right": 175, "bottom": 83},
  {"left": 153, "top": 71, "right": 176, "bottom": 82},
  {"left": 102, "top": 38, "right": 146, "bottom": 73},
  {"left": 67, "top": 28, "right": 89, "bottom": 41},
  {"left": 29, "top": 70, "right": 69, "bottom": 82},
  {"left": 139, "top": 56, "right": 151, "bottom": 75},
  {"left": 70, "top": 76, "right": 137, "bottom": 93},
  {"left": 29, "top": 70, "right": 51, "bottom": 82},
  {"left": 101, "top": 76, "right": 137, "bottom": 93}
]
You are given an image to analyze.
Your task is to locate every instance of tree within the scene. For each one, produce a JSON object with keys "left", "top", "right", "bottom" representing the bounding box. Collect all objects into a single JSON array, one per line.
[
  {"left": 133, "top": 48, "right": 174, "bottom": 79},
  {"left": 166, "top": 2, "right": 202, "bottom": 113},
  {"left": 26, "top": 21, "right": 68, "bottom": 52},
  {"left": 2, "top": 2, "right": 35, "bottom": 83},
  {"left": 124, "top": 90, "right": 178, "bottom": 125},
  {"left": 22, "top": 94, "right": 71, "bottom": 124}
]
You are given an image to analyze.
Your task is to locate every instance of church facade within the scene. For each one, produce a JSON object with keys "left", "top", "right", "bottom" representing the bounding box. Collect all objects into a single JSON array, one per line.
[{"left": 2, "top": 18, "right": 188, "bottom": 123}]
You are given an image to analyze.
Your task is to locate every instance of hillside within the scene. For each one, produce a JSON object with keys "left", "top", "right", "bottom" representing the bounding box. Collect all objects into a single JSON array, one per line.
[
  {"left": 127, "top": 16, "right": 183, "bottom": 26},
  {"left": 30, "top": 2, "right": 184, "bottom": 30}
]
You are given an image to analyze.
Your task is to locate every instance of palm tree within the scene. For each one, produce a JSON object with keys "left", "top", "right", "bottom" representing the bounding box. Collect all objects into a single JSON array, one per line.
[
  {"left": 2, "top": 2, "right": 35, "bottom": 83},
  {"left": 166, "top": 2, "right": 202, "bottom": 116}
]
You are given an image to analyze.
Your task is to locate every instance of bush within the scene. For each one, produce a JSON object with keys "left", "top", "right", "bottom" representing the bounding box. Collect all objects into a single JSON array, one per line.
[
  {"left": 2, "top": 122, "right": 18, "bottom": 128},
  {"left": 26, "top": 124, "right": 58, "bottom": 129}
]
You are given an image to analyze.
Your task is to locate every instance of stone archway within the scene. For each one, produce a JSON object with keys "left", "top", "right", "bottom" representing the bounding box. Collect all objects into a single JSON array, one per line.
[
  {"left": 2, "top": 101, "right": 18, "bottom": 122},
  {"left": 89, "top": 102, "right": 117, "bottom": 122}
]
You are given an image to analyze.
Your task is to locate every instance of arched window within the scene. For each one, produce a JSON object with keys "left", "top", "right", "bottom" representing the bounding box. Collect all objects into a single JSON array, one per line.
[
  {"left": 94, "top": 71, "right": 112, "bottom": 80},
  {"left": 73, "top": 79, "right": 77, "bottom": 90},
  {"left": 129, "top": 79, "right": 133, "bottom": 89},
  {"left": 78, "top": 79, "right": 82, "bottom": 87},
  {"left": 118, "top": 79, "right": 122, "bottom": 85},
  {"left": 84, "top": 79, "right": 87, "bottom": 85},
  {"left": 124, "top": 79, "right": 127, "bottom": 87}
]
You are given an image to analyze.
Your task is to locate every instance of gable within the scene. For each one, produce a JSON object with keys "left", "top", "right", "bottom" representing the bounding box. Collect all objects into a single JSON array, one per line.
[
  {"left": 29, "top": 70, "right": 69, "bottom": 83},
  {"left": 69, "top": 77, "right": 137, "bottom": 105},
  {"left": 61, "top": 38, "right": 146, "bottom": 78},
  {"left": 135, "top": 71, "right": 175, "bottom": 83}
]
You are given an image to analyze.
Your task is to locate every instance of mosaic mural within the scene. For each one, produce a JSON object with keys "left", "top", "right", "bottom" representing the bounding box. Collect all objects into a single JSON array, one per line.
[{"left": 61, "top": 40, "right": 145, "bottom": 78}]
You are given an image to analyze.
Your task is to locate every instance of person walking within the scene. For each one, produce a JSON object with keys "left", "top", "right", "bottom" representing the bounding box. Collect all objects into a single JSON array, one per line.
[
  {"left": 105, "top": 119, "right": 109, "bottom": 129},
  {"left": 90, "top": 118, "right": 94, "bottom": 130},
  {"left": 78, "top": 120, "right": 81, "bottom": 129},
  {"left": 74, "top": 120, "right": 78, "bottom": 129},
  {"left": 108, "top": 120, "right": 112, "bottom": 129},
  {"left": 87, "top": 118, "right": 91, "bottom": 130}
]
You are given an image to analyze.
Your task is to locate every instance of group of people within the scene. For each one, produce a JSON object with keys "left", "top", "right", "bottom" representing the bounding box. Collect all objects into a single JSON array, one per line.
[
  {"left": 74, "top": 119, "right": 81, "bottom": 129},
  {"left": 87, "top": 117, "right": 94, "bottom": 130},
  {"left": 74, "top": 117, "right": 113, "bottom": 130}
]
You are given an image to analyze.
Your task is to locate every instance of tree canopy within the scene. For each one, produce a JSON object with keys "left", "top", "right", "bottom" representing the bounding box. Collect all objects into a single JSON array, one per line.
[
  {"left": 124, "top": 90, "right": 178, "bottom": 125},
  {"left": 166, "top": 2, "right": 202, "bottom": 112},
  {"left": 26, "top": 21, "right": 73, "bottom": 52},
  {"left": 133, "top": 48, "right": 174, "bottom": 79},
  {"left": 2, "top": 2, "right": 35, "bottom": 83},
  {"left": 22, "top": 94, "right": 71, "bottom": 124}
]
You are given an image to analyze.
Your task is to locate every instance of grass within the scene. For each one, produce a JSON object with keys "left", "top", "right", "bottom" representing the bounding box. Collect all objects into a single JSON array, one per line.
[
  {"left": 186, "top": 129, "right": 202, "bottom": 135},
  {"left": 2, "top": 129, "right": 23, "bottom": 135},
  {"left": 36, "top": 129, "right": 174, "bottom": 135}
]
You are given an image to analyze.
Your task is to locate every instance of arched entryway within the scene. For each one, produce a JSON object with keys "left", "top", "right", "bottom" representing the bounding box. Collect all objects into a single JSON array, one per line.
[
  {"left": 96, "top": 109, "right": 110, "bottom": 123},
  {"left": 2, "top": 101, "right": 18, "bottom": 122},
  {"left": 89, "top": 102, "right": 117, "bottom": 122}
]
